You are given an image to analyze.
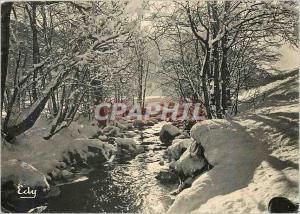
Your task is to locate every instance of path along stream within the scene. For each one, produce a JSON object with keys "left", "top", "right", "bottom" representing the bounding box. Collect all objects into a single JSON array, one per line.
[{"left": 46, "top": 122, "right": 177, "bottom": 213}]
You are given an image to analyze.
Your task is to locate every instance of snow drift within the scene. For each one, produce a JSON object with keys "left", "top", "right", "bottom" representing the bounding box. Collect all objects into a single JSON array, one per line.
[
  {"left": 168, "top": 119, "right": 268, "bottom": 213},
  {"left": 1, "top": 117, "right": 116, "bottom": 185},
  {"left": 168, "top": 69, "right": 299, "bottom": 213}
]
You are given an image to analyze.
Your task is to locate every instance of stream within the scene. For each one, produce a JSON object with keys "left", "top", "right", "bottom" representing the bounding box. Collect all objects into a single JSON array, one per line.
[{"left": 46, "top": 122, "right": 177, "bottom": 213}]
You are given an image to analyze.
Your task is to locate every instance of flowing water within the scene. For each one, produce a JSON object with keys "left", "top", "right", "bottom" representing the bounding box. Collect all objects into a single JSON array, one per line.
[{"left": 46, "top": 122, "right": 176, "bottom": 213}]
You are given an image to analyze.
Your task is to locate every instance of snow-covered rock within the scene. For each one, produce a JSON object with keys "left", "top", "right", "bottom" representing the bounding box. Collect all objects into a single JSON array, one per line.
[
  {"left": 1, "top": 159, "right": 50, "bottom": 210},
  {"left": 168, "top": 119, "right": 268, "bottom": 213},
  {"left": 159, "top": 159, "right": 164, "bottom": 165},
  {"left": 115, "top": 132, "right": 124, "bottom": 138},
  {"left": 133, "top": 119, "right": 144, "bottom": 128},
  {"left": 155, "top": 168, "right": 179, "bottom": 183},
  {"left": 116, "top": 137, "right": 136, "bottom": 149},
  {"left": 98, "top": 135, "right": 108, "bottom": 141},
  {"left": 2, "top": 159, "right": 50, "bottom": 190},
  {"left": 190, "top": 119, "right": 235, "bottom": 166},
  {"left": 125, "top": 122, "right": 133, "bottom": 130},
  {"left": 145, "top": 120, "right": 155, "bottom": 126},
  {"left": 159, "top": 124, "right": 181, "bottom": 144},
  {"left": 115, "top": 122, "right": 128, "bottom": 130},
  {"left": 167, "top": 139, "right": 192, "bottom": 161},
  {"left": 103, "top": 126, "right": 121, "bottom": 137},
  {"left": 58, "top": 139, "right": 116, "bottom": 167},
  {"left": 125, "top": 131, "right": 137, "bottom": 138},
  {"left": 149, "top": 118, "right": 159, "bottom": 124},
  {"left": 141, "top": 136, "right": 160, "bottom": 145},
  {"left": 60, "top": 169, "right": 74, "bottom": 179},
  {"left": 103, "top": 125, "right": 115, "bottom": 133},
  {"left": 173, "top": 147, "right": 206, "bottom": 177},
  {"left": 86, "top": 139, "right": 116, "bottom": 161},
  {"left": 115, "top": 138, "right": 144, "bottom": 156}
]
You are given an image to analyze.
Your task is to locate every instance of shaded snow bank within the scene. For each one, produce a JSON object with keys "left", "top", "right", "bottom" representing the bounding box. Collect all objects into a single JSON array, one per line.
[
  {"left": 168, "top": 70, "right": 298, "bottom": 213},
  {"left": 169, "top": 119, "right": 268, "bottom": 213},
  {"left": 1, "top": 118, "right": 116, "bottom": 186}
]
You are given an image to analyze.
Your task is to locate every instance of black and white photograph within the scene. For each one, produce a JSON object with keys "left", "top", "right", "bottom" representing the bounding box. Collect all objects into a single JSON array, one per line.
[{"left": 1, "top": 0, "right": 299, "bottom": 213}]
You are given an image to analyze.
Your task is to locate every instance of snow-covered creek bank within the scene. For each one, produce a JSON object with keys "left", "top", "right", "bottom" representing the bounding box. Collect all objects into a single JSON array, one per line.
[
  {"left": 46, "top": 123, "right": 176, "bottom": 213},
  {"left": 2, "top": 120, "right": 181, "bottom": 213}
]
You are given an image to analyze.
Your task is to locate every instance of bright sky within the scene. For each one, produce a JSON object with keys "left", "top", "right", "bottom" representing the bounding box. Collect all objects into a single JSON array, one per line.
[{"left": 274, "top": 44, "right": 299, "bottom": 71}]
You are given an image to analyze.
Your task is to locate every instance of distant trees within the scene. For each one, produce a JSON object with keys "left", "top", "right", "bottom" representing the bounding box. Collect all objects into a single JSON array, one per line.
[{"left": 131, "top": 34, "right": 152, "bottom": 110}]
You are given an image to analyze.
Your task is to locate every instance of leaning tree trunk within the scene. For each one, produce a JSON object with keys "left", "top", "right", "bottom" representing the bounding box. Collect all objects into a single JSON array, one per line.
[
  {"left": 4, "top": 64, "right": 74, "bottom": 141},
  {"left": 1, "top": 2, "right": 13, "bottom": 114}
]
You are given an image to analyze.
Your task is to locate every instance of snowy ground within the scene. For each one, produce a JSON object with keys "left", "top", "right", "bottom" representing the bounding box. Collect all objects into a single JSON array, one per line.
[
  {"left": 1, "top": 117, "right": 116, "bottom": 185},
  {"left": 168, "top": 69, "right": 298, "bottom": 213},
  {"left": 1, "top": 116, "right": 157, "bottom": 189}
]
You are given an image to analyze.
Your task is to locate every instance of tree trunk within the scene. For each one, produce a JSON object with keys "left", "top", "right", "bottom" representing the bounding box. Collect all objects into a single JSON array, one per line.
[
  {"left": 211, "top": 2, "right": 222, "bottom": 118},
  {"left": 202, "top": 49, "right": 212, "bottom": 119},
  {"left": 142, "top": 63, "right": 149, "bottom": 110},
  {"left": 221, "top": 37, "right": 228, "bottom": 115},
  {"left": 4, "top": 64, "right": 73, "bottom": 141},
  {"left": 44, "top": 86, "right": 66, "bottom": 140},
  {"left": 1, "top": 2, "right": 13, "bottom": 114},
  {"left": 138, "top": 67, "right": 143, "bottom": 106},
  {"left": 51, "top": 94, "right": 58, "bottom": 116},
  {"left": 234, "top": 68, "right": 241, "bottom": 115},
  {"left": 194, "top": 40, "right": 204, "bottom": 103},
  {"left": 27, "top": 2, "right": 41, "bottom": 101},
  {"left": 44, "top": 90, "right": 86, "bottom": 140},
  {"left": 221, "top": 2, "right": 230, "bottom": 115}
]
